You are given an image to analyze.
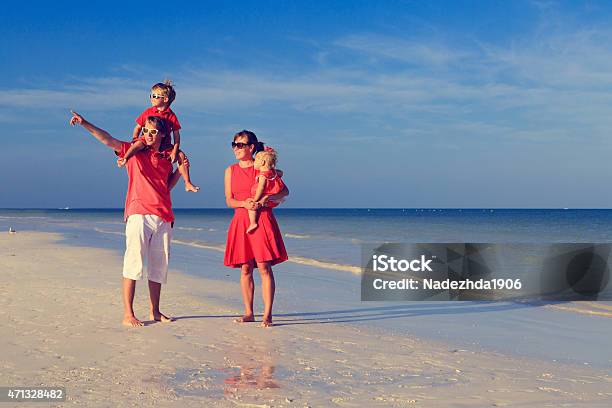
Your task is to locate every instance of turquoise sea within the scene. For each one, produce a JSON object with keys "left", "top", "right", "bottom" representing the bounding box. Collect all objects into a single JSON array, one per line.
[{"left": 4, "top": 208, "right": 612, "bottom": 270}]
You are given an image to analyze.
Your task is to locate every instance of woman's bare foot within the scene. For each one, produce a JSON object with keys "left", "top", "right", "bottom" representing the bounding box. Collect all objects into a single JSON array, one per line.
[
  {"left": 122, "top": 315, "right": 144, "bottom": 327},
  {"left": 185, "top": 182, "right": 200, "bottom": 193},
  {"left": 261, "top": 316, "right": 273, "bottom": 328},
  {"left": 246, "top": 223, "right": 258, "bottom": 234},
  {"left": 234, "top": 314, "right": 255, "bottom": 323},
  {"left": 150, "top": 312, "right": 174, "bottom": 323}
]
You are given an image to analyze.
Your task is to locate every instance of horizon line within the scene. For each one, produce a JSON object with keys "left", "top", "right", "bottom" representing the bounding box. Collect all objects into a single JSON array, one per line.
[{"left": 2, "top": 207, "right": 612, "bottom": 211}]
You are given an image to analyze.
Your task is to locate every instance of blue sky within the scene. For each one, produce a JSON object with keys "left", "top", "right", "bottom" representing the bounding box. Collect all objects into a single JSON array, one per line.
[{"left": 2, "top": 0, "right": 612, "bottom": 208}]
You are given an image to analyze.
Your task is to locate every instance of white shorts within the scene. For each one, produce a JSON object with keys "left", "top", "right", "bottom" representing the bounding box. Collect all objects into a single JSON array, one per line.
[{"left": 123, "top": 214, "right": 172, "bottom": 284}]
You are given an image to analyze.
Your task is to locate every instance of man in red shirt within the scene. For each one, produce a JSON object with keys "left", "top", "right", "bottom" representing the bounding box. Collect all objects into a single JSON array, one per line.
[{"left": 70, "top": 110, "right": 186, "bottom": 327}]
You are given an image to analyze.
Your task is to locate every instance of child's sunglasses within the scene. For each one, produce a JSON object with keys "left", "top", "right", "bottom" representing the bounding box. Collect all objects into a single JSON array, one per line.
[
  {"left": 231, "top": 142, "right": 250, "bottom": 149},
  {"left": 150, "top": 93, "right": 166, "bottom": 99},
  {"left": 142, "top": 127, "right": 159, "bottom": 136}
]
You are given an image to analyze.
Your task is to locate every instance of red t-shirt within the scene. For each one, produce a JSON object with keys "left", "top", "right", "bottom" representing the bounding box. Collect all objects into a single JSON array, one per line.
[
  {"left": 116, "top": 142, "right": 175, "bottom": 222},
  {"left": 136, "top": 106, "right": 181, "bottom": 148},
  {"left": 136, "top": 106, "right": 181, "bottom": 131}
]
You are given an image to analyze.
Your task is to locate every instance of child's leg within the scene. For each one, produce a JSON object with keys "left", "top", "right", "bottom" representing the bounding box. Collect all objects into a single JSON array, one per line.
[
  {"left": 177, "top": 150, "right": 200, "bottom": 192},
  {"left": 247, "top": 208, "right": 259, "bottom": 234},
  {"left": 118, "top": 140, "right": 145, "bottom": 167}
]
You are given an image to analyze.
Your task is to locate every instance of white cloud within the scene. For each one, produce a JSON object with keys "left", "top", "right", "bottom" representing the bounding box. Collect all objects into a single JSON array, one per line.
[
  {"left": 4, "top": 24, "right": 612, "bottom": 147},
  {"left": 333, "top": 34, "right": 470, "bottom": 67}
]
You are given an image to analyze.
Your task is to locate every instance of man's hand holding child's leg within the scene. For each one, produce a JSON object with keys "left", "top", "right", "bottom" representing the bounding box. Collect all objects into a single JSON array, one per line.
[
  {"left": 170, "top": 145, "right": 179, "bottom": 164},
  {"left": 177, "top": 150, "right": 200, "bottom": 192}
]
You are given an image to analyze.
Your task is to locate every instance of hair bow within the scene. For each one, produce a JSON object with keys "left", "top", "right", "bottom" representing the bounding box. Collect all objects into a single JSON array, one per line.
[{"left": 264, "top": 146, "right": 275, "bottom": 153}]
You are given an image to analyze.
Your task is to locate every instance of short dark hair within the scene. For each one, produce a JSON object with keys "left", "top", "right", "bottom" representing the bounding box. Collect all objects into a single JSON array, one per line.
[{"left": 145, "top": 116, "right": 168, "bottom": 136}]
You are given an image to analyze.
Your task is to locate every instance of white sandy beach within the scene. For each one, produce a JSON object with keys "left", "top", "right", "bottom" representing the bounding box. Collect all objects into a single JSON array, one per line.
[{"left": 1, "top": 231, "right": 612, "bottom": 407}]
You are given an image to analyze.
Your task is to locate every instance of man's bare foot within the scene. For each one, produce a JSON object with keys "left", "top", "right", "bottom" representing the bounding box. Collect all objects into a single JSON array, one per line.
[
  {"left": 185, "top": 182, "right": 200, "bottom": 192},
  {"left": 246, "top": 223, "right": 258, "bottom": 234},
  {"left": 150, "top": 312, "right": 174, "bottom": 323},
  {"left": 234, "top": 315, "right": 255, "bottom": 323},
  {"left": 261, "top": 317, "right": 273, "bottom": 328},
  {"left": 122, "top": 315, "right": 144, "bottom": 327}
]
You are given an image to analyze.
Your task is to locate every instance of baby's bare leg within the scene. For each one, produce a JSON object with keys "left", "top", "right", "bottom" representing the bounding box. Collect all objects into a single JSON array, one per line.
[
  {"left": 177, "top": 150, "right": 200, "bottom": 192},
  {"left": 247, "top": 208, "right": 259, "bottom": 234}
]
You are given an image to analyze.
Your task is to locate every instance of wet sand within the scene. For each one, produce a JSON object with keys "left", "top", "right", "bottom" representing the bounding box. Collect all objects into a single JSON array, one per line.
[{"left": 1, "top": 231, "right": 611, "bottom": 407}]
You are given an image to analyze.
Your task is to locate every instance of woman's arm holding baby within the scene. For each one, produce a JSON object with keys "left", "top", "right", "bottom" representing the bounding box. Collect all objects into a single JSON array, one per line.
[{"left": 259, "top": 181, "right": 289, "bottom": 206}]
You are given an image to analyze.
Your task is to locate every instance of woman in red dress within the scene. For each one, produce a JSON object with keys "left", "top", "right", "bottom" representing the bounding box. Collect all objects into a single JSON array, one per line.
[{"left": 224, "top": 130, "right": 289, "bottom": 327}]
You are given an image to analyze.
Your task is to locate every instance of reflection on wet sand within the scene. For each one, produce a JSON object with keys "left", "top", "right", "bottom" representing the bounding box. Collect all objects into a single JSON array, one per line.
[
  {"left": 169, "top": 339, "right": 285, "bottom": 403},
  {"left": 223, "top": 364, "right": 280, "bottom": 397},
  {"left": 169, "top": 360, "right": 283, "bottom": 401}
]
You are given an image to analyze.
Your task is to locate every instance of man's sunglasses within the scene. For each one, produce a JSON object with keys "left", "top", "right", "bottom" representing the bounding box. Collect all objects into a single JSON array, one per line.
[
  {"left": 150, "top": 93, "right": 166, "bottom": 99},
  {"left": 142, "top": 127, "right": 160, "bottom": 136},
  {"left": 231, "top": 142, "right": 251, "bottom": 149}
]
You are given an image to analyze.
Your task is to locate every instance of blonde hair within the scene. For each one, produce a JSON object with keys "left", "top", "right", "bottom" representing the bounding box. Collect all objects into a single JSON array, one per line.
[
  {"left": 151, "top": 79, "right": 176, "bottom": 104},
  {"left": 256, "top": 150, "right": 277, "bottom": 168}
]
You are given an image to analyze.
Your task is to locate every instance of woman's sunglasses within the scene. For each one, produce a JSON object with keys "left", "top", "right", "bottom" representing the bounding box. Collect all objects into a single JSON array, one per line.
[
  {"left": 150, "top": 93, "right": 166, "bottom": 100},
  {"left": 231, "top": 142, "right": 250, "bottom": 149},
  {"left": 142, "top": 127, "right": 160, "bottom": 136}
]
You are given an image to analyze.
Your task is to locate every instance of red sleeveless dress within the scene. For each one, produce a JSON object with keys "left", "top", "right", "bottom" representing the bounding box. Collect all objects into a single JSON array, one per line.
[{"left": 224, "top": 163, "right": 288, "bottom": 268}]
